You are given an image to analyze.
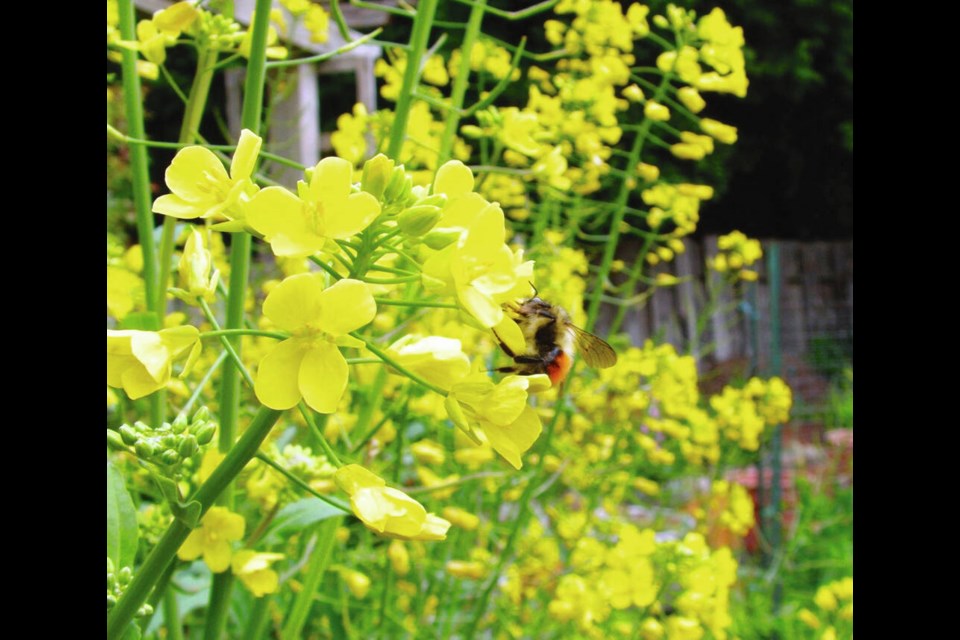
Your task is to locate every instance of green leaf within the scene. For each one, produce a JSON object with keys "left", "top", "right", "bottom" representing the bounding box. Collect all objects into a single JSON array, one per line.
[
  {"left": 262, "top": 498, "right": 342, "bottom": 546},
  {"left": 107, "top": 459, "right": 139, "bottom": 570}
]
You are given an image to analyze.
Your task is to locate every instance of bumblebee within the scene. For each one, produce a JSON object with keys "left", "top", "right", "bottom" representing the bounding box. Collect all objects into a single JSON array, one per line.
[{"left": 493, "top": 294, "right": 617, "bottom": 386}]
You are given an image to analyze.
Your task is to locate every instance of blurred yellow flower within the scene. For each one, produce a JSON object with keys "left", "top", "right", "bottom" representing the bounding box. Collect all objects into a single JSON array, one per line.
[
  {"left": 177, "top": 506, "right": 245, "bottom": 573},
  {"left": 231, "top": 550, "right": 284, "bottom": 597},
  {"left": 334, "top": 464, "right": 451, "bottom": 540}
]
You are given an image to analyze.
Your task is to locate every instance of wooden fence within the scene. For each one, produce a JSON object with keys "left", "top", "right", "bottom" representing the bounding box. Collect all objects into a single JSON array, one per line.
[{"left": 598, "top": 236, "right": 853, "bottom": 412}]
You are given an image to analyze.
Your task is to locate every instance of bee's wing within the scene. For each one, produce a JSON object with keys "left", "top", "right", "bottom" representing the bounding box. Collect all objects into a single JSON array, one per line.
[{"left": 569, "top": 325, "right": 617, "bottom": 368}]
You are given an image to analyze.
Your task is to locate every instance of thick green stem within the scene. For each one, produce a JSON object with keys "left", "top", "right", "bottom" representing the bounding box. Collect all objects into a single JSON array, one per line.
[
  {"left": 203, "top": 573, "right": 235, "bottom": 640},
  {"left": 584, "top": 75, "right": 673, "bottom": 333},
  {"left": 203, "top": 4, "right": 273, "bottom": 637},
  {"left": 116, "top": 0, "right": 159, "bottom": 316},
  {"left": 107, "top": 407, "right": 284, "bottom": 639},
  {"left": 163, "top": 587, "right": 185, "bottom": 640},
  {"left": 155, "top": 46, "right": 221, "bottom": 318},
  {"left": 437, "top": 0, "right": 486, "bottom": 164},
  {"left": 386, "top": 0, "right": 439, "bottom": 159},
  {"left": 242, "top": 596, "right": 273, "bottom": 640},
  {"left": 281, "top": 518, "right": 342, "bottom": 639}
]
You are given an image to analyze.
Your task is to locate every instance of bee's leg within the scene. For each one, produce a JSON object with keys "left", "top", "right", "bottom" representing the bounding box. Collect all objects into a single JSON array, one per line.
[
  {"left": 492, "top": 327, "right": 518, "bottom": 358},
  {"left": 512, "top": 355, "right": 546, "bottom": 365},
  {"left": 494, "top": 366, "right": 519, "bottom": 373}
]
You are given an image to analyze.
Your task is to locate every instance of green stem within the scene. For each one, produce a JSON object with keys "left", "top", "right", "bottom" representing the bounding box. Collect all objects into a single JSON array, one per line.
[
  {"left": 107, "top": 407, "right": 284, "bottom": 639},
  {"left": 163, "top": 587, "right": 185, "bottom": 640},
  {"left": 203, "top": 573, "right": 235, "bottom": 640},
  {"left": 608, "top": 231, "right": 660, "bottom": 335},
  {"left": 200, "top": 328, "right": 289, "bottom": 341},
  {"left": 297, "top": 402, "right": 344, "bottom": 467},
  {"left": 204, "top": 4, "right": 274, "bottom": 638},
  {"left": 437, "top": 0, "right": 486, "bottom": 164},
  {"left": 155, "top": 46, "right": 220, "bottom": 319},
  {"left": 116, "top": 0, "right": 158, "bottom": 317},
  {"left": 266, "top": 28, "right": 384, "bottom": 68},
  {"left": 281, "top": 518, "right": 342, "bottom": 640},
  {"left": 255, "top": 453, "right": 351, "bottom": 512},
  {"left": 198, "top": 298, "right": 256, "bottom": 390},
  {"left": 242, "top": 596, "right": 273, "bottom": 640},
  {"left": 386, "top": 0, "right": 439, "bottom": 159},
  {"left": 350, "top": 332, "right": 448, "bottom": 396},
  {"left": 584, "top": 74, "right": 673, "bottom": 334}
]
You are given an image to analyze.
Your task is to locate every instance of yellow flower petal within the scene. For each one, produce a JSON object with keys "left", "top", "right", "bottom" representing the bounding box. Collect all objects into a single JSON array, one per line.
[
  {"left": 177, "top": 529, "right": 205, "bottom": 561},
  {"left": 255, "top": 338, "right": 309, "bottom": 410},
  {"left": 298, "top": 342, "right": 349, "bottom": 414},
  {"left": 204, "top": 540, "right": 233, "bottom": 573},
  {"left": 164, "top": 146, "right": 229, "bottom": 206},
  {"left": 433, "top": 160, "right": 474, "bottom": 199},
  {"left": 482, "top": 405, "right": 542, "bottom": 469},
  {"left": 262, "top": 273, "right": 326, "bottom": 331},
  {"left": 316, "top": 278, "right": 376, "bottom": 336},
  {"left": 246, "top": 187, "right": 322, "bottom": 257},
  {"left": 324, "top": 191, "right": 381, "bottom": 239},
  {"left": 309, "top": 156, "right": 353, "bottom": 203},
  {"left": 229, "top": 129, "right": 263, "bottom": 180},
  {"left": 152, "top": 193, "right": 203, "bottom": 220}
]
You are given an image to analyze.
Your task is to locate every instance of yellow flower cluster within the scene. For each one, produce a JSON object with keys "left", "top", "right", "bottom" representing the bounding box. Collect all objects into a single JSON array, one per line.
[
  {"left": 797, "top": 577, "right": 853, "bottom": 639},
  {"left": 711, "top": 377, "right": 792, "bottom": 451},
  {"left": 503, "top": 512, "right": 739, "bottom": 640},
  {"left": 709, "top": 230, "right": 763, "bottom": 281},
  {"left": 277, "top": 0, "right": 330, "bottom": 44}
]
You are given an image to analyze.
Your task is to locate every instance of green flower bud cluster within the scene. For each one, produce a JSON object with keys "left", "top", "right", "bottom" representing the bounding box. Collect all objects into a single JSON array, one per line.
[
  {"left": 107, "top": 557, "right": 154, "bottom": 617},
  {"left": 361, "top": 154, "right": 416, "bottom": 215},
  {"left": 191, "top": 10, "right": 244, "bottom": 52},
  {"left": 108, "top": 407, "right": 217, "bottom": 473}
]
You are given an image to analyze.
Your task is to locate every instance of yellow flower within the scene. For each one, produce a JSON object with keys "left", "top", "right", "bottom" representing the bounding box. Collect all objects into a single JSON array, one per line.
[
  {"left": 107, "top": 265, "right": 143, "bottom": 320},
  {"left": 384, "top": 335, "right": 471, "bottom": 392},
  {"left": 231, "top": 550, "right": 284, "bottom": 597},
  {"left": 177, "top": 506, "right": 245, "bottom": 573},
  {"left": 342, "top": 568, "right": 372, "bottom": 598},
  {"left": 107, "top": 326, "right": 200, "bottom": 399},
  {"left": 254, "top": 275, "right": 376, "bottom": 413},
  {"left": 445, "top": 373, "right": 551, "bottom": 469},
  {"left": 334, "top": 464, "right": 451, "bottom": 540},
  {"left": 247, "top": 156, "right": 380, "bottom": 257},
  {"left": 446, "top": 560, "right": 486, "bottom": 579},
  {"left": 441, "top": 506, "right": 480, "bottom": 531},
  {"left": 644, "top": 101, "right": 671, "bottom": 121},
  {"left": 677, "top": 87, "right": 706, "bottom": 113},
  {"left": 388, "top": 540, "right": 410, "bottom": 576},
  {"left": 410, "top": 439, "right": 447, "bottom": 465},
  {"left": 700, "top": 118, "right": 738, "bottom": 144},
  {"left": 153, "top": 129, "right": 262, "bottom": 221},
  {"left": 623, "top": 84, "right": 645, "bottom": 102},
  {"left": 798, "top": 608, "right": 821, "bottom": 629}
]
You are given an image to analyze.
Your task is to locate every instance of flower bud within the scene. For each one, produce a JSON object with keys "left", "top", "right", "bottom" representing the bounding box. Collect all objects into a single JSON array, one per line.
[
  {"left": 384, "top": 168, "right": 412, "bottom": 203},
  {"left": 161, "top": 434, "right": 177, "bottom": 449},
  {"left": 171, "top": 413, "right": 189, "bottom": 434},
  {"left": 460, "top": 124, "right": 484, "bottom": 139},
  {"left": 195, "top": 422, "right": 217, "bottom": 445},
  {"left": 107, "top": 594, "right": 117, "bottom": 609},
  {"left": 118, "top": 425, "right": 140, "bottom": 446},
  {"left": 106, "top": 429, "right": 126, "bottom": 449},
  {"left": 677, "top": 87, "right": 706, "bottom": 113},
  {"left": 398, "top": 205, "right": 442, "bottom": 237},
  {"left": 135, "top": 440, "right": 157, "bottom": 459},
  {"left": 177, "top": 229, "right": 218, "bottom": 302},
  {"left": 118, "top": 567, "right": 133, "bottom": 584},
  {"left": 178, "top": 434, "right": 199, "bottom": 458},
  {"left": 161, "top": 449, "right": 181, "bottom": 465},
  {"left": 422, "top": 228, "right": 461, "bottom": 250},
  {"left": 361, "top": 154, "right": 395, "bottom": 200}
]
